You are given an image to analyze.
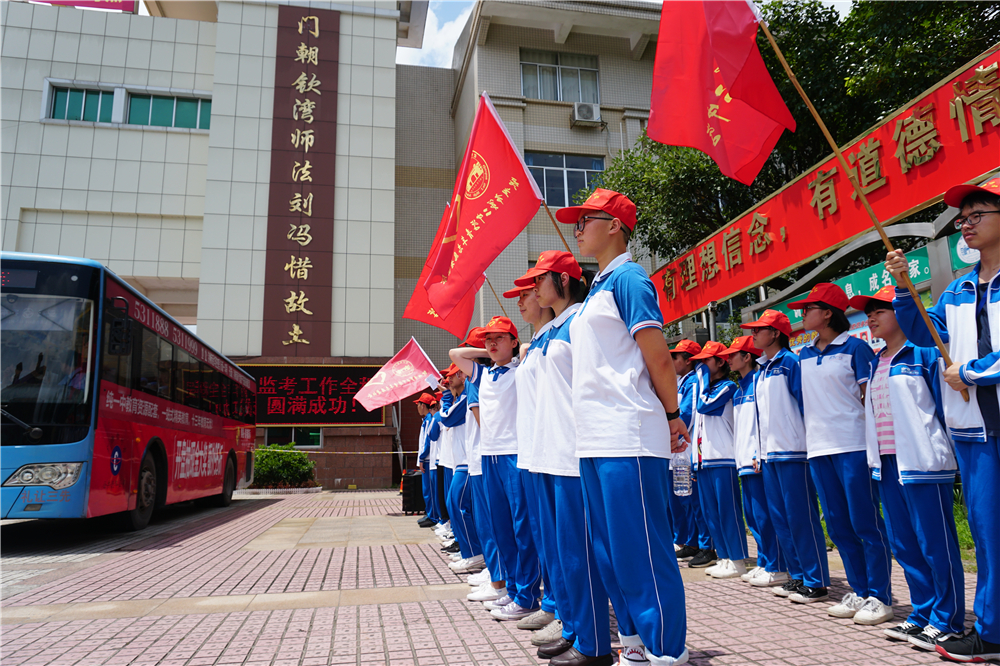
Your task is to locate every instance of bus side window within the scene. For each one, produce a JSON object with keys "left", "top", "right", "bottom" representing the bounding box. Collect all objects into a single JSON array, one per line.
[
  {"left": 156, "top": 336, "right": 173, "bottom": 402},
  {"left": 101, "top": 321, "right": 132, "bottom": 388},
  {"left": 137, "top": 328, "right": 161, "bottom": 397},
  {"left": 174, "top": 348, "right": 198, "bottom": 411}
]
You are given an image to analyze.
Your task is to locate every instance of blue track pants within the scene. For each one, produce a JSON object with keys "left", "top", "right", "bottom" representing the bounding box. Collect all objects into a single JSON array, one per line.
[
  {"left": 441, "top": 466, "right": 453, "bottom": 524},
  {"left": 762, "top": 459, "right": 830, "bottom": 588},
  {"left": 427, "top": 468, "right": 440, "bottom": 523},
  {"left": 740, "top": 472, "right": 785, "bottom": 572},
  {"left": 809, "top": 451, "right": 892, "bottom": 604},
  {"left": 698, "top": 466, "right": 749, "bottom": 562},
  {"left": 421, "top": 462, "right": 433, "bottom": 517},
  {"left": 537, "top": 472, "right": 611, "bottom": 657},
  {"left": 878, "top": 455, "right": 964, "bottom": 633},
  {"left": 481, "top": 454, "right": 541, "bottom": 609},
  {"left": 669, "top": 472, "right": 712, "bottom": 550},
  {"left": 524, "top": 471, "right": 557, "bottom": 615},
  {"left": 580, "top": 456, "right": 686, "bottom": 662},
  {"left": 448, "top": 468, "right": 481, "bottom": 559},
  {"left": 471, "top": 473, "right": 503, "bottom": 582},
  {"left": 954, "top": 436, "right": 999, "bottom": 642}
]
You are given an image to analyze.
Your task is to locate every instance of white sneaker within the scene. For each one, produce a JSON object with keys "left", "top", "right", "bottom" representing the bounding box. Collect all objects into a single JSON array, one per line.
[
  {"left": 741, "top": 566, "right": 763, "bottom": 583},
  {"left": 827, "top": 592, "right": 866, "bottom": 618},
  {"left": 482, "top": 593, "right": 512, "bottom": 611},
  {"left": 449, "top": 553, "right": 462, "bottom": 561},
  {"left": 531, "top": 619, "right": 563, "bottom": 646},
  {"left": 434, "top": 522, "right": 450, "bottom": 535},
  {"left": 620, "top": 645, "right": 650, "bottom": 665},
  {"left": 712, "top": 559, "right": 746, "bottom": 579},
  {"left": 853, "top": 597, "right": 894, "bottom": 625},
  {"left": 749, "top": 570, "right": 789, "bottom": 587},
  {"left": 490, "top": 601, "right": 537, "bottom": 621},
  {"left": 674, "top": 543, "right": 682, "bottom": 553},
  {"left": 705, "top": 559, "right": 728, "bottom": 576},
  {"left": 450, "top": 555, "right": 485, "bottom": 573},
  {"left": 467, "top": 569, "right": 490, "bottom": 586},
  {"left": 467, "top": 584, "right": 506, "bottom": 602},
  {"left": 441, "top": 539, "right": 456, "bottom": 548}
]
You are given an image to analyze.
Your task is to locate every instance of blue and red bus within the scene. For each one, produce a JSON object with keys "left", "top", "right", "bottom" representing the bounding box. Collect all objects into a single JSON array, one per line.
[{"left": 1, "top": 252, "right": 256, "bottom": 530}]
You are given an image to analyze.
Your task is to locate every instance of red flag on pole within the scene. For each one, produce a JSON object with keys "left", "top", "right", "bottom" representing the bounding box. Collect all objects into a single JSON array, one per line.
[
  {"left": 354, "top": 337, "right": 441, "bottom": 412},
  {"left": 403, "top": 204, "right": 485, "bottom": 338},
  {"left": 423, "top": 92, "right": 543, "bottom": 318},
  {"left": 647, "top": 0, "right": 795, "bottom": 186}
]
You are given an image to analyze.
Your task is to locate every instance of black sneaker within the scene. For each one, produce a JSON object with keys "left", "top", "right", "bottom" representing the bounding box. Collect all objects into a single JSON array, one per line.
[
  {"left": 909, "top": 626, "right": 956, "bottom": 652},
  {"left": 772, "top": 579, "right": 803, "bottom": 597},
  {"left": 935, "top": 628, "right": 1000, "bottom": 663},
  {"left": 789, "top": 586, "right": 829, "bottom": 604},
  {"left": 688, "top": 549, "right": 718, "bottom": 568},
  {"left": 675, "top": 545, "right": 699, "bottom": 561},
  {"left": 418, "top": 517, "right": 436, "bottom": 528},
  {"left": 883, "top": 621, "right": 922, "bottom": 641},
  {"left": 443, "top": 543, "right": 461, "bottom": 553}
]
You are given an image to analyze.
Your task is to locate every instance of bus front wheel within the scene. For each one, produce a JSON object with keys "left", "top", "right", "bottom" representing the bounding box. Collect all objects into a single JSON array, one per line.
[{"left": 117, "top": 454, "right": 156, "bottom": 531}]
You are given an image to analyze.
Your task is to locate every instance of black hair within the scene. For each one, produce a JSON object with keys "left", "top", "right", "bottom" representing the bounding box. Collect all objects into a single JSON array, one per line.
[
  {"left": 620, "top": 224, "right": 632, "bottom": 245},
  {"left": 547, "top": 268, "right": 592, "bottom": 305},
  {"left": 675, "top": 351, "right": 694, "bottom": 362},
  {"left": 961, "top": 191, "right": 1000, "bottom": 210},
  {"left": 864, "top": 300, "right": 894, "bottom": 316},
  {"left": 738, "top": 351, "right": 758, "bottom": 367},
  {"left": 712, "top": 359, "right": 731, "bottom": 377},
  {"left": 816, "top": 303, "right": 850, "bottom": 334},
  {"left": 777, "top": 331, "right": 790, "bottom": 349}
]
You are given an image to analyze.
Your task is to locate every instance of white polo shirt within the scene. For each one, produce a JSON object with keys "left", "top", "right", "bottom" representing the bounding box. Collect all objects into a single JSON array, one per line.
[
  {"left": 531, "top": 304, "right": 582, "bottom": 476},
  {"left": 516, "top": 320, "right": 555, "bottom": 470},
  {"left": 471, "top": 356, "right": 520, "bottom": 456},
  {"left": 570, "top": 252, "right": 671, "bottom": 458},
  {"left": 799, "top": 332, "right": 876, "bottom": 458}
]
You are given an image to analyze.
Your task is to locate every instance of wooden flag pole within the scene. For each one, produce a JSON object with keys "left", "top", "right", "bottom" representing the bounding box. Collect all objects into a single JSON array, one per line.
[
  {"left": 542, "top": 201, "right": 574, "bottom": 253},
  {"left": 484, "top": 276, "right": 510, "bottom": 319},
  {"left": 759, "top": 21, "right": 968, "bottom": 401}
]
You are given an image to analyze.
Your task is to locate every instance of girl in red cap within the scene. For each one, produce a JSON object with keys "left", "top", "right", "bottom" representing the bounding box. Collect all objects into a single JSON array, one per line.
[{"left": 792, "top": 284, "right": 892, "bottom": 622}]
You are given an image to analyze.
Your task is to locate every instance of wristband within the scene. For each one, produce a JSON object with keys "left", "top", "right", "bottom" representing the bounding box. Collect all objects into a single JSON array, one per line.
[{"left": 666, "top": 409, "right": 681, "bottom": 421}]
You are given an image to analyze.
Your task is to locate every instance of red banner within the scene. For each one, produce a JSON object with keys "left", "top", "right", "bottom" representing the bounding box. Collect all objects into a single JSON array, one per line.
[
  {"left": 354, "top": 338, "right": 440, "bottom": 412},
  {"left": 423, "top": 93, "right": 543, "bottom": 318},
  {"left": 652, "top": 45, "right": 1000, "bottom": 325}
]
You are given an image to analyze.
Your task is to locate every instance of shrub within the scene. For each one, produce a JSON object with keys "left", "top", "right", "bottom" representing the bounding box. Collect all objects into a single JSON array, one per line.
[{"left": 250, "top": 443, "right": 318, "bottom": 488}]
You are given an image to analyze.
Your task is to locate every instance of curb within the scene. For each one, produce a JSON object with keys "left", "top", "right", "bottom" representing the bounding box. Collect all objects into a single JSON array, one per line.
[{"left": 234, "top": 487, "right": 324, "bottom": 496}]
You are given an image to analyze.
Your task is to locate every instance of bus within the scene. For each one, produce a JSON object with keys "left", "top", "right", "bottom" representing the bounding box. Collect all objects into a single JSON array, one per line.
[{"left": 1, "top": 252, "right": 256, "bottom": 530}]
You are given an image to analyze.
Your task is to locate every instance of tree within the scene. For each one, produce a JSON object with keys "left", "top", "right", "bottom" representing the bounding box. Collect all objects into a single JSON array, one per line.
[{"left": 589, "top": 0, "right": 1000, "bottom": 276}]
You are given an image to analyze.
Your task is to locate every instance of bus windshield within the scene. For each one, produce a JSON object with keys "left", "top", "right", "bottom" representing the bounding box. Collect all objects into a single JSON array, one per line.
[{"left": 1, "top": 294, "right": 95, "bottom": 444}]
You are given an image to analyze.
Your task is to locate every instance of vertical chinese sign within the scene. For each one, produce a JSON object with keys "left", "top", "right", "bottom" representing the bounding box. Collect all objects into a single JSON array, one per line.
[{"left": 264, "top": 7, "right": 339, "bottom": 355}]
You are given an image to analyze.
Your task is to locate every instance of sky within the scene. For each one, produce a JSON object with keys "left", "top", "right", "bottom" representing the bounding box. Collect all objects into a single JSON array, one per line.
[{"left": 395, "top": 0, "right": 853, "bottom": 69}]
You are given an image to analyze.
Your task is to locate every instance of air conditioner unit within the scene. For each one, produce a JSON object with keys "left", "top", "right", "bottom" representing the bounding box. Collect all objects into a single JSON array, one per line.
[{"left": 571, "top": 102, "right": 602, "bottom": 127}]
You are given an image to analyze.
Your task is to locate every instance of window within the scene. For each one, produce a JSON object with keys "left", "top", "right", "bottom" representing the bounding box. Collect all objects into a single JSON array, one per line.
[
  {"left": 520, "top": 49, "right": 599, "bottom": 104},
  {"left": 51, "top": 87, "right": 113, "bottom": 123},
  {"left": 265, "top": 427, "right": 322, "bottom": 448},
  {"left": 128, "top": 95, "right": 211, "bottom": 130},
  {"left": 137, "top": 328, "right": 172, "bottom": 401},
  {"left": 525, "top": 153, "right": 604, "bottom": 208}
]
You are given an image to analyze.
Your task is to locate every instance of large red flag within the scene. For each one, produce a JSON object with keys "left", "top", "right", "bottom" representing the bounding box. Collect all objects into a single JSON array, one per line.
[
  {"left": 354, "top": 338, "right": 440, "bottom": 412},
  {"left": 648, "top": 1, "right": 795, "bottom": 185},
  {"left": 423, "top": 92, "right": 542, "bottom": 318},
  {"left": 403, "top": 204, "right": 485, "bottom": 338}
]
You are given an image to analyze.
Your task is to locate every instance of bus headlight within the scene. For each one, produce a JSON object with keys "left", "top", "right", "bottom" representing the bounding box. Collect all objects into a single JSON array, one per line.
[{"left": 4, "top": 463, "right": 83, "bottom": 490}]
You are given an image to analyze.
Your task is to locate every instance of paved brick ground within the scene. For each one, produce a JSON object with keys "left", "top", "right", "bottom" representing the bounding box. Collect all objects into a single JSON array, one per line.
[{"left": 0, "top": 490, "right": 983, "bottom": 666}]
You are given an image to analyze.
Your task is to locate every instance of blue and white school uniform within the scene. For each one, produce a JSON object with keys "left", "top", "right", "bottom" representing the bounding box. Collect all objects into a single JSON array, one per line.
[
  {"left": 466, "top": 375, "right": 502, "bottom": 580},
  {"left": 570, "top": 252, "right": 686, "bottom": 665},
  {"left": 419, "top": 413, "right": 435, "bottom": 519},
  {"left": 440, "top": 387, "right": 480, "bottom": 559},
  {"left": 532, "top": 303, "right": 611, "bottom": 658},
  {"left": 894, "top": 266, "right": 1000, "bottom": 642},
  {"left": 426, "top": 412, "right": 443, "bottom": 523},
  {"left": 734, "top": 371, "right": 785, "bottom": 574},
  {"left": 800, "top": 333, "right": 891, "bottom": 604},
  {"left": 755, "top": 347, "right": 830, "bottom": 589},
  {"left": 670, "top": 370, "right": 707, "bottom": 549},
  {"left": 865, "top": 342, "right": 964, "bottom": 634},
  {"left": 515, "top": 319, "right": 557, "bottom": 615},
  {"left": 693, "top": 368, "right": 748, "bottom": 564},
  {"left": 437, "top": 392, "right": 457, "bottom": 524},
  {"left": 473, "top": 357, "right": 541, "bottom": 610}
]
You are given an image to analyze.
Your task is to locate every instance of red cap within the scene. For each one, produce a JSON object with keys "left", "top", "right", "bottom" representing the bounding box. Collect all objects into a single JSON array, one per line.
[
  {"left": 670, "top": 339, "right": 703, "bottom": 355},
  {"left": 944, "top": 175, "right": 1000, "bottom": 208},
  {"left": 443, "top": 363, "right": 461, "bottom": 378},
  {"left": 412, "top": 393, "right": 437, "bottom": 406},
  {"left": 721, "top": 335, "right": 762, "bottom": 357},
  {"left": 502, "top": 284, "right": 534, "bottom": 298},
  {"left": 462, "top": 327, "right": 486, "bottom": 348},
  {"left": 741, "top": 309, "right": 793, "bottom": 337},
  {"left": 554, "top": 188, "right": 638, "bottom": 231},
  {"left": 787, "top": 282, "right": 849, "bottom": 313},
  {"left": 434, "top": 390, "right": 443, "bottom": 401},
  {"left": 482, "top": 315, "right": 519, "bottom": 342},
  {"left": 690, "top": 340, "right": 730, "bottom": 360},
  {"left": 848, "top": 285, "right": 896, "bottom": 312},
  {"left": 514, "top": 250, "right": 583, "bottom": 286}
]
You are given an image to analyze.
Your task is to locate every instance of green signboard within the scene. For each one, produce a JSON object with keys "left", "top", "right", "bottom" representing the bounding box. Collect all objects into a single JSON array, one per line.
[{"left": 948, "top": 232, "right": 980, "bottom": 271}]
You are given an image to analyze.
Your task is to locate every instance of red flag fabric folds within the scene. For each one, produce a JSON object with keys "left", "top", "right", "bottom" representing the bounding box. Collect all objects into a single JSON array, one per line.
[
  {"left": 403, "top": 205, "right": 485, "bottom": 338},
  {"left": 354, "top": 337, "right": 440, "bottom": 412},
  {"left": 423, "top": 92, "right": 543, "bottom": 318},
  {"left": 648, "top": 1, "right": 795, "bottom": 186}
]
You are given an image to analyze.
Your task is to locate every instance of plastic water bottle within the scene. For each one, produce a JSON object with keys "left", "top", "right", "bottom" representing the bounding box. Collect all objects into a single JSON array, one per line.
[{"left": 673, "top": 447, "right": 692, "bottom": 496}]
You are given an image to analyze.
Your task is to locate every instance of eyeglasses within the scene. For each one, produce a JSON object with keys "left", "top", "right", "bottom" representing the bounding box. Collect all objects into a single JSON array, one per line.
[
  {"left": 953, "top": 210, "right": 999, "bottom": 229},
  {"left": 801, "top": 304, "right": 825, "bottom": 313},
  {"left": 574, "top": 215, "right": 613, "bottom": 233}
]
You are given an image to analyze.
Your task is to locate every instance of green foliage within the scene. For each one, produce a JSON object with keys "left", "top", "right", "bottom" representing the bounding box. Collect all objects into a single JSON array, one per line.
[
  {"left": 953, "top": 501, "right": 977, "bottom": 573},
  {"left": 250, "top": 443, "right": 317, "bottom": 488}
]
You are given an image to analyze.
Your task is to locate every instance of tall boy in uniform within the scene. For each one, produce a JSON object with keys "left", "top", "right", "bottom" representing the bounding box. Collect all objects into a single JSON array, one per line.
[
  {"left": 558, "top": 188, "right": 690, "bottom": 666},
  {"left": 886, "top": 176, "right": 1000, "bottom": 662}
]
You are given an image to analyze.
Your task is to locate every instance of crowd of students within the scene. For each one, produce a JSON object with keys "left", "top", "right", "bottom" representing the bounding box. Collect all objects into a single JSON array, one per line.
[{"left": 411, "top": 181, "right": 999, "bottom": 666}]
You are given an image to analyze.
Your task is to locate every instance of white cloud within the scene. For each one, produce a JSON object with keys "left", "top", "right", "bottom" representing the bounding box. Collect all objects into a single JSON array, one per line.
[{"left": 396, "top": 2, "right": 473, "bottom": 68}]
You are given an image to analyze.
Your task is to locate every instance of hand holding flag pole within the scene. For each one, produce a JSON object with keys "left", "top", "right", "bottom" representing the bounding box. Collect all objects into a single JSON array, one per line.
[{"left": 757, "top": 21, "right": 969, "bottom": 401}]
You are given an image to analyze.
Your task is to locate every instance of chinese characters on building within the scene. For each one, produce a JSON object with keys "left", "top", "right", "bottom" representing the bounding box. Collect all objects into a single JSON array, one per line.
[{"left": 242, "top": 365, "right": 385, "bottom": 427}]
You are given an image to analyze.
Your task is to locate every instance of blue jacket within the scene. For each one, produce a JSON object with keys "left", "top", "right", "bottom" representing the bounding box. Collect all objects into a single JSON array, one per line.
[
  {"left": 754, "top": 347, "right": 806, "bottom": 461},
  {"left": 694, "top": 373, "right": 738, "bottom": 468},
  {"left": 733, "top": 370, "right": 760, "bottom": 475},
  {"left": 678, "top": 369, "right": 699, "bottom": 430}
]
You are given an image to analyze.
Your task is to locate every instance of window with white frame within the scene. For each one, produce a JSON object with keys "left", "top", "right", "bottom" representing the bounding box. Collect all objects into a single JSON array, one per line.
[
  {"left": 50, "top": 87, "right": 114, "bottom": 123},
  {"left": 525, "top": 153, "right": 604, "bottom": 208},
  {"left": 520, "top": 49, "right": 599, "bottom": 104},
  {"left": 127, "top": 94, "right": 211, "bottom": 130}
]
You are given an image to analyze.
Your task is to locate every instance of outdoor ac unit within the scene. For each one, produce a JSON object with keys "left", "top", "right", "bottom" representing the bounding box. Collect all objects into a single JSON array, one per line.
[{"left": 571, "top": 102, "right": 602, "bottom": 127}]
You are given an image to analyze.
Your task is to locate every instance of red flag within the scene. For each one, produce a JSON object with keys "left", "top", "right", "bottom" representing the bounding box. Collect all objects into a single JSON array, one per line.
[
  {"left": 423, "top": 92, "right": 542, "bottom": 318},
  {"left": 354, "top": 338, "right": 440, "bottom": 412},
  {"left": 403, "top": 204, "right": 485, "bottom": 338},
  {"left": 647, "top": 1, "right": 795, "bottom": 185}
]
